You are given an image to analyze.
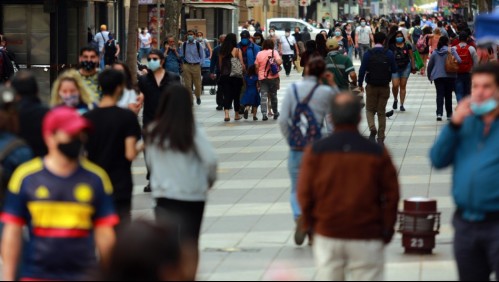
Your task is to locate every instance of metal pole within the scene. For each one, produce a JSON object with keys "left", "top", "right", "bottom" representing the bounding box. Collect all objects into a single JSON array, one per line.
[{"left": 157, "top": 0, "right": 161, "bottom": 49}]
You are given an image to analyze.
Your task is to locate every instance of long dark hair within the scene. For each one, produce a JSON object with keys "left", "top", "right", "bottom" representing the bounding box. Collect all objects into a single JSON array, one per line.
[
  {"left": 437, "top": 36, "right": 449, "bottom": 50},
  {"left": 220, "top": 33, "right": 237, "bottom": 58},
  {"left": 147, "top": 84, "right": 195, "bottom": 153},
  {"left": 315, "top": 34, "right": 328, "bottom": 57}
]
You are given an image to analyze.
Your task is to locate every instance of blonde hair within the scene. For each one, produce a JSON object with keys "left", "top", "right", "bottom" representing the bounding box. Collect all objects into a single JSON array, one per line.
[{"left": 50, "top": 69, "right": 94, "bottom": 107}]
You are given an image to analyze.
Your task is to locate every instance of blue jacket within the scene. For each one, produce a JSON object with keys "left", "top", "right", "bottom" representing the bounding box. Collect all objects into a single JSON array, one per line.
[
  {"left": 430, "top": 117, "right": 499, "bottom": 221},
  {"left": 427, "top": 46, "right": 462, "bottom": 81},
  {"left": 210, "top": 46, "right": 221, "bottom": 75},
  {"left": 358, "top": 46, "right": 398, "bottom": 86},
  {"left": 237, "top": 42, "right": 261, "bottom": 70}
]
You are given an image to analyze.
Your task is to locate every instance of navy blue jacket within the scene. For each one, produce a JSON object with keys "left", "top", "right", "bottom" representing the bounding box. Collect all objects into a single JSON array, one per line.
[{"left": 358, "top": 46, "right": 397, "bottom": 86}]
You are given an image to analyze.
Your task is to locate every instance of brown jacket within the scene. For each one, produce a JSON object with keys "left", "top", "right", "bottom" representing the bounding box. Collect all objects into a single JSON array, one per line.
[{"left": 298, "top": 127, "right": 400, "bottom": 243}]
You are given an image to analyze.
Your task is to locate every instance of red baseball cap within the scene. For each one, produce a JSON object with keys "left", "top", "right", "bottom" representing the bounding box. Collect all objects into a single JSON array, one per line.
[{"left": 43, "top": 107, "right": 91, "bottom": 137}]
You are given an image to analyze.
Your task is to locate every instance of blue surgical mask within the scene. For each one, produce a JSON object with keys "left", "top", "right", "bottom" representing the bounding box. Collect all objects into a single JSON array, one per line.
[
  {"left": 471, "top": 99, "right": 498, "bottom": 116},
  {"left": 396, "top": 37, "right": 404, "bottom": 43},
  {"left": 361, "top": 22, "right": 366, "bottom": 27},
  {"left": 148, "top": 59, "right": 162, "bottom": 72},
  {"left": 187, "top": 35, "right": 194, "bottom": 42},
  {"left": 241, "top": 38, "right": 249, "bottom": 46},
  {"left": 255, "top": 39, "right": 261, "bottom": 44},
  {"left": 335, "top": 31, "right": 341, "bottom": 37}
]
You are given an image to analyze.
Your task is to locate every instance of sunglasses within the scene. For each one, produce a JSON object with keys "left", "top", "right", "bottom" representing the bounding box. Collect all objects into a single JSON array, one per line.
[{"left": 147, "top": 58, "right": 159, "bottom": 62}]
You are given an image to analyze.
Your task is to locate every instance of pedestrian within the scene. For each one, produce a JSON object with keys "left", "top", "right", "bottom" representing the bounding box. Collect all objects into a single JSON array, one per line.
[
  {"left": 219, "top": 33, "right": 245, "bottom": 122},
  {"left": 268, "top": 28, "right": 281, "bottom": 52},
  {"left": 94, "top": 24, "right": 110, "bottom": 69},
  {"left": 103, "top": 33, "right": 120, "bottom": 67},
  {"left": 162, "top": 36, "right": 182, "bottom": 75},
  {"left": 279, "top": 28, "right": 299, "bottom": 77},
  {"left": 138, "top": 27, "right": 153, "bottom": 62},
  {"left": 0, "top": 34, "right": 17, "bottom": 80},
  {"left": 253, "top": 31, "right": 264, "bottom": 48},
  {"left": 10, "top": 71, "right": 49, "bottom": 157},
  {"left": 332, "top": 26, "right": 348, "bottom": 55},
  {"left": 315, "top": 34, "right": 328, "bottom": 58},
  {"left": 418, "top": 26, "right": 432, "bottom": 76},
  {"left": 50, "top": 69, "right": 96, "bottom": 115},
  {"left": 293, "top": 26, "right": 303, "bottom": 44},
  {"left": 455, "top": 32, "right": 479, "bottom": 103},
  {"left": 358, "top": 32, "right": 398, "bottom": 144},
  {"left": 279, "top": 57, "right": 338, "bottom": 246},
  {"left": 390, "top": 31, "right": 417, "bottom": 112},
  {"left": 84, "top": 69, "right": 142, "bottom": 227},
  {"left": 78, "top": 46, "right": 101, "bottom": 102},
  {"left": 301, "top": 26, "right": 312, "bottom": 43},
  {"left": 100, "top": 221, "right": 184, "bottom": 281},
  {"left": 300, "top": 40, "right": 319, "bottom": 76},
  {"left": 320, "top": 30, "right": 328, "bottom": 40},
  {"left": 430, "top": 28, "right": 442, "bottom": 55},
  {"left": 210, "top": 34, "right": 226, "bottom": 111},
  {"left": 385, "top": 25, "right": 400, "bottom": 48},
  {"left": 181, "top": 30, "right": 205, "bottom": 105},
  {"left": 138, "top": 49, "right": 181, "bottom": 192},
  {"left": 427, "top": 36, "right": 462, "bottom": 121},
  {"left": 345, "top": 23, "right": 355, "bottom": 60},
  {"left": 255, "top": 39, "right": 282, "bottom": 121},
  {"left": 325, "top": 38, "right": 357, "bottom": 91},
  {"left": 197, "top": 31, "right": 213, "bottom": 59},
  {"left": 409, "top": 19, "right": 423, "bottom": 45},
  {"left": 430, "top": 63, "right": 499, "bottom": 281},
  {"left": 399, "top": 21, "right": 409, "bottom": 41},
  {"left": 299, "top": 92, "right": 400, "bottom": 281},
  {"left": 241, "top": 65, "right": 261, "bottom": 121},
  {"left": 112, "top": 62, "right": 143, "bottom": 115},
  {"left": 437, "top": 21, "right": 449, "bottom": 37},
  {"left": 1, "top": 107, "right": 118, "bottom": 281},
  {"left": 355, "top": 18, "right": 374, "bottom": 60},
  {"left": 238, "top": 30, "right": 261, "bottom": 70},
  {"left": 145, "top": 84, "right": 217, "bottom": 281}
]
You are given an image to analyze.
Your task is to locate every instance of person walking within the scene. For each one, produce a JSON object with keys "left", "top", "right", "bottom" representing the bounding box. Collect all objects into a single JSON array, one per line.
[
  {"left": 358, "top": 32, "right": 398, "bottom": 144},
  {"left": 210, "top": 34, "right": 226, "bottom": 111},
  {"left": 300, "top": 40, "right": 319, "bottom": 76},
  {"left": 430, "top": 28, "right": 442, "bottom": 55},
  {"left": 112, "top": 62, "right": 143, "bottom": 115},
  {"left": 218, "top": 33, "right": 245, "bottom": 122},
  {"left": 162, "top": 36, "right": 182, "bottom": 75},
  {"left": 94, "top": 24, "right": 110, "bottom": 69},
  {"left": 1, "top": 107, "right": 118, "bottom": 281},
  {"left": 78, "top": 47, "right": 101, "bottom": 102},
  {"left": 50, "top": 69, "right": 96, "bottom": 115},
  {"left": 418, "top": 26, "right": 432, "bottom": 76},
  {"left": 430, "top": 63, "right": 499, "bottom": 281},
  {"left": 389, "top": 31, "right": 417, "bottom": 112},
  {"left": 255, "top": 39, "right": 282, "bottom": 121},
  {"left": 427, "top": 36, "right": 462, "bottom": 121},
  {"left": 298, "top": 92, "right": 400, "bottom": 281},
  {"left": 279, "top": 28, "right": 299, "bottom": 77},
  {"left": 241, "top": 65, "right": 261, "bottom": 121},
  {"left": 355, "top": 18, "right": 374, "bottom": 60},
  {"left": 103, "top": 33, "right": 120, "bottom": 67},
  {"left": 181, "top": 30, "right": 205, "bottom": 105},
  {"left": 325, "top": 38, "right": 357, "bottom": 91},
  {"left": 268, "top": 28, "right": 281, "bottom": 52},
  {"left": 279, "top": 57, "right": 338, "bottom": 246},
  {"left": 455, "top": 32, "right": 479, "bottom": 103},
  {"left": 138, "top": 27, "right": 152, "bottom": 62},
  {"left": 197, "top": 31, "right": 213, "bottom": 59},
  {"left": 332, "top": 27, "right": 348, "bottom": 55},
  {"left": 145, "top": 84, "right": 217, "bottom": 281},
  {"left": 84, "top": 69, "right": 142, "bottom": 227}
]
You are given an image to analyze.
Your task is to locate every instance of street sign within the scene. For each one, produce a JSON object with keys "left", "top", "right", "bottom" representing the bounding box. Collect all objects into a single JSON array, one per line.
[{"left": 300, "top": 0, "right": 311, "bottom": 7}]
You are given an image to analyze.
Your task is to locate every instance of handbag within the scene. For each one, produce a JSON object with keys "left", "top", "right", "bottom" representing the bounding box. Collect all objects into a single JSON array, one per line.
[
  {"left": 413, "top": 50, "right": 424, "bottom": 71},
  {"left": 229, "top": 49, "right": 244, "bottom": 78},
  {"left": 445, "top": 50, "right": 459, "bottom": 73}
]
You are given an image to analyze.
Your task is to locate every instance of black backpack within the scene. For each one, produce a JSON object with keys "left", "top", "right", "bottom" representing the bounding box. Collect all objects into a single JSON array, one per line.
[
  {"left": 0, "top": 138, "right": 26, "bottom": 199},
  {"left": 394, "top": 44, "right": 411, "bottom": 70},
  {"left": 366, "top": 49, "right": 392, "bottom": 86},
  {"left": 104, "top": 40, "right": 117, "bottom": 57}
]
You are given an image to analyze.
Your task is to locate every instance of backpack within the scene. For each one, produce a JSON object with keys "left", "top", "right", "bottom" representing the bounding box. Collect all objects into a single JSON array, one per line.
[
  {"left": 394, "top": 44, "right": 411, "bottom": 70},
  {"left": 288, "top": 84, "right": 322, "bottom": 149},
  {"left": 416, "top": 34, "right": 428, "bottom": 53},
  {"left": 104, "top": 40, "right": 117, "bottom": 57},
  {"left": 183, "top": 41, "right": 202, "bottom": 60},
  {"left": 412, "top": 26, "right": 422, "bottom": 43},
  {"left": 0, "top": 50, "right": 14, "bottom": 83},
  {"left": 456, "top": 44, "right": 473, "bottom": 73},
  {"left": 366, "top": 49, "right": 392, "bottom": 86},
  {"left": 0, "top": 138, "right": 26, "bottom": 196}
]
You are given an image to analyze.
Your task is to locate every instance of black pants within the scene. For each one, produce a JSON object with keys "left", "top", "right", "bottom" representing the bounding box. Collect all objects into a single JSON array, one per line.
[
  {"left": 453, "top": 213, "right": 499, "bottom": 281},
  {"left": 434, "top": 77, "right": 455, "bottom": 117},
  {"left": 114, "top": 198, "right": 132, "bottom": 231},
  {"left": 216, "top": 78, "right": 224, "bottom": 107},
  {"left": 155, "top": 198, "right": 205, "bottom": 243},
  {"left": 282, "top": 54, "right": 294, "bottom": 75},
  {"left": 219, "top": 76, "right": 243, "bottom": 111}
]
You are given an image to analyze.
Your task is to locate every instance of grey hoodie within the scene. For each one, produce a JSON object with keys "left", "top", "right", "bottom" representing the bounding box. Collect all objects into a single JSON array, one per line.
[{"left": 427, "top": 46, "right": 462, "bottom": 81}]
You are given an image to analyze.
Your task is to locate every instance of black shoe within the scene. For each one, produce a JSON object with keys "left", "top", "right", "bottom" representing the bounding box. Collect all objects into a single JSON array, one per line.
[
  {"left": 239, "top": 108, "right": 245, "bottom": 115},
  {"left": 400, "top": 105, "right": 406, "bottom": 112},
  {"left": 393, "top": 100, "right": 398, "bottom": 110},
  {"left": 144, "top": 184, "right": 151, "bottom": 193},
  {"left": 294, "top": 217, "right": 307, "bottom": 246},
  {"left": 369, "top": 130, "right": 377, "bottom": 142},
  {"left": 273, "top": 112, "right": 280, "bottom": 120},
  {"left": 386, "top": 110, "right": 394, "bottom": 118},
  {"left": 262, "top": 115, "right": 268, "bottom": 121},
  {"left": 437, "top": 115, "right": 443, "bottom": 121},
  {"left": 216, "top": 106, "right": 223, "bottom": 111},
  {"left": 253, "top": 116, "right": 258, "bottom": 121},
  {"left": 196, "top": 98, "right": 201, "bottom": 105},
  {"left": 244, "top": 109, "right": 249, "bottom": 120}
]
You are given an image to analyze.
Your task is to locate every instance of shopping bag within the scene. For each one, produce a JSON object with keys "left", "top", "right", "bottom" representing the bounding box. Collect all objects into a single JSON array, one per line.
[{"left": 414, "top": 50, "right": 424, "bottom": 71}]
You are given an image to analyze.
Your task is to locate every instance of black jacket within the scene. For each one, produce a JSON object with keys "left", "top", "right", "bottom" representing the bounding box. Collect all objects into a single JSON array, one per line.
[{"left": 17, "top": 97, "right": 49, "bottom": 157}]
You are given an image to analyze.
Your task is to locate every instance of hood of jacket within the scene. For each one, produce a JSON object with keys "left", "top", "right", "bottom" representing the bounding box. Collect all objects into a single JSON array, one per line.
[{"left": 435, "top": 46, "right": 449, "bottom": 56}]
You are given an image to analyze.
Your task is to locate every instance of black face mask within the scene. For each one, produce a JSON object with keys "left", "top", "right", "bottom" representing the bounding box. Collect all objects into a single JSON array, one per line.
[
  {"left": 58, "top": 139, "right": 83, "bottom": 160},
  {"left": 81, "top": 61, "right": 97, "bottom": 71}
]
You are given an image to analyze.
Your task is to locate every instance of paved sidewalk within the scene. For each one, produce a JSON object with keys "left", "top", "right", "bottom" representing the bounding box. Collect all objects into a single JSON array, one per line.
[{"left": 130, "top": 65, "right": 458, "bottom": 281}]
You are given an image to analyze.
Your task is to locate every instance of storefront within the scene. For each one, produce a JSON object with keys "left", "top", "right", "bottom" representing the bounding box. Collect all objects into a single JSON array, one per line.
[{"left": 184, "top": 0, "right": 239, "bottom": 41}]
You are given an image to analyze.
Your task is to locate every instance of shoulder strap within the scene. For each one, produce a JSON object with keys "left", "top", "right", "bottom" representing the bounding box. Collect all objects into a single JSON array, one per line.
[
  {"left": 196, "top": 41, "right": 201, "bottom": 57},
  {"left": 0, "top": 139, "right": 25, "bottom": 163},
  {"left": 301, "top": 84, "right": 320, "bottom": 104},
  {"left": 285, "top": 35, "right": 293, "bottom": 47},
  {"left": 327, "top": 55, "right": 348, "bottom": 86}
]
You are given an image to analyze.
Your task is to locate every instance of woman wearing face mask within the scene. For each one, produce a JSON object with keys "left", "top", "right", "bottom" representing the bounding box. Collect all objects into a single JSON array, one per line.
[
  {"left": 268, "top": 28, "right": 280, "bottom": 52},
  {"left": 389, "top": 31, "right": 417, "bottom": 112},
  {"left": 345, "top": 24, "right": 355, "bottom": 60},
  {"left": 315, "top": 34, "right": 328, "bottom": 58},
  {"left": 333, "top": 27, "right": 348, "bottom": 55},
  {"left": 197, "top": 31, "right": 213, "bottom": 59},
  {"left": 138, "top": 27, "right": 152, "bottom": 62},
  {"left": 253, "top": 31, "right": 264, "bottom": 48},
  {"left": 50, "top": 70, "right": 96, "bottom": 115},
  {"left": 112, "top": 62, "right": 143, "bottom": 115}
]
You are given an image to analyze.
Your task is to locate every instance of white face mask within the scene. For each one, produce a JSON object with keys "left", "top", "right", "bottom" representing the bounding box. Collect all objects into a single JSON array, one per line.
[{"left": 270, "top": 32, "right": 275, "bottom": 36}]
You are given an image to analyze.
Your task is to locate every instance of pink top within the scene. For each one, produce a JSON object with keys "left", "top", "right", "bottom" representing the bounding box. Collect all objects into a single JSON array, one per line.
[
  {"left": 430, "top": 35, "right": 440, "bottom": 53},
  {"left": 255, "top": 49, "right": 281, "bottom": 80}
]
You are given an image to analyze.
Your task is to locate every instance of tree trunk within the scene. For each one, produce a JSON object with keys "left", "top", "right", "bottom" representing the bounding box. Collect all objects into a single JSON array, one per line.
[
  {"left": 164, "top": 0, "right": 182, "bottom": 41},
  {"left": 127, "top": 0, "right": 139, "bottom": 83}
]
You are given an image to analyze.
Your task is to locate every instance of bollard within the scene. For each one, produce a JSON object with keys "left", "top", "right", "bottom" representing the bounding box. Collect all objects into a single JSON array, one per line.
[{"left": 397, "top": 197, "right": 441, "bottom": 254}]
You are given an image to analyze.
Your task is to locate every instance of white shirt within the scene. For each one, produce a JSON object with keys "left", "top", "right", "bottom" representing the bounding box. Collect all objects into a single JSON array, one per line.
[
  {"left": 139, "top": 33, "right": 152, "bottom": 48},
  {"left": 117, "top": 88, "right": 137, "bottom": 109},
  {"left": 94, "top": 31, "right": 110, "bottom": 51},
  {"left": 280, "top": 35, "right": 296, "bottom": 55},
  {"left": 355, "top": 26, "right": 372, "bottom": 45}
]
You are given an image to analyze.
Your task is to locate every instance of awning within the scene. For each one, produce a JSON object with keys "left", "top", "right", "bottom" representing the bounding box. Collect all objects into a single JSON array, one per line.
[{"left": 187, "top": 4, "right": 237, "bottom": 10}]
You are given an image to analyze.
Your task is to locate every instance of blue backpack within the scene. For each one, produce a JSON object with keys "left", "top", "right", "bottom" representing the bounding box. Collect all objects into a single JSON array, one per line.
[{"left": 288, "top": 84, "right": 322, "bottom": 149}]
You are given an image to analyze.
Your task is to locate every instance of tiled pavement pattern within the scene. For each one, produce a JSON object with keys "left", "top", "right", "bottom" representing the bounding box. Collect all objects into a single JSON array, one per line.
[{"left": 129, "top": 61, "right": 458, "bottom": 281}]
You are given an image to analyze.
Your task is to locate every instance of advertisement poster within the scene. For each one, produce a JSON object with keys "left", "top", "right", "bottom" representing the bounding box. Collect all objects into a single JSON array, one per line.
[{"left": 148, "top": 5, "right": 165, "bottom": 48}]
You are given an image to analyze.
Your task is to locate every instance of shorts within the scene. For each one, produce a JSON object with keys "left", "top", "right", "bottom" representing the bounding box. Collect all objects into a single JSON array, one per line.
[{"left": 392, "top": 64, "right": 411, "bottom": 79}]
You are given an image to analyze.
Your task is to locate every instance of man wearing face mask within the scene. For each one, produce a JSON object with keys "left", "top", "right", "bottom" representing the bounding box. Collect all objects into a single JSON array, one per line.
[
  {"left": 430, "top": 63, "right": 499, "bottom": 281},
  {"left": 253, "top": 31, "right": 264, "bottom": 48},
  {"left": 181, "top": 30, "right": 205, "bottom": 105},
  {"left": 1, "top": 107, "right": 118, "bottom": 281},
  {"left": 268, "top": 28, "right": 280, "bottom": 52},
  {"left": 279, "top": 28, "right": 299, "bottom": 77},
  {"left": 78, "top": 46, "right": 101, "bottom": 102},
  {"left": 355, "top": 18, "right": 374, "bottom": 61},
  {"left": 238, "top": 30, "right": 261, "bottom": 72}
]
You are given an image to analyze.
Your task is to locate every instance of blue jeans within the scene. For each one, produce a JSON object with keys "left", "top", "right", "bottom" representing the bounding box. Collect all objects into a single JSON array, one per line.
[
  {"left": 137, "top": 47, "right": 151, "bottom": 62},
  {"left": 455, "top": 73, "right": 472, "bottom": 103},
  {"left": 288, "top": 150, "right": 304, "bottom": 220},
  {"left": 347, "top": 46, "right": 354, "bottom": 61}
]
